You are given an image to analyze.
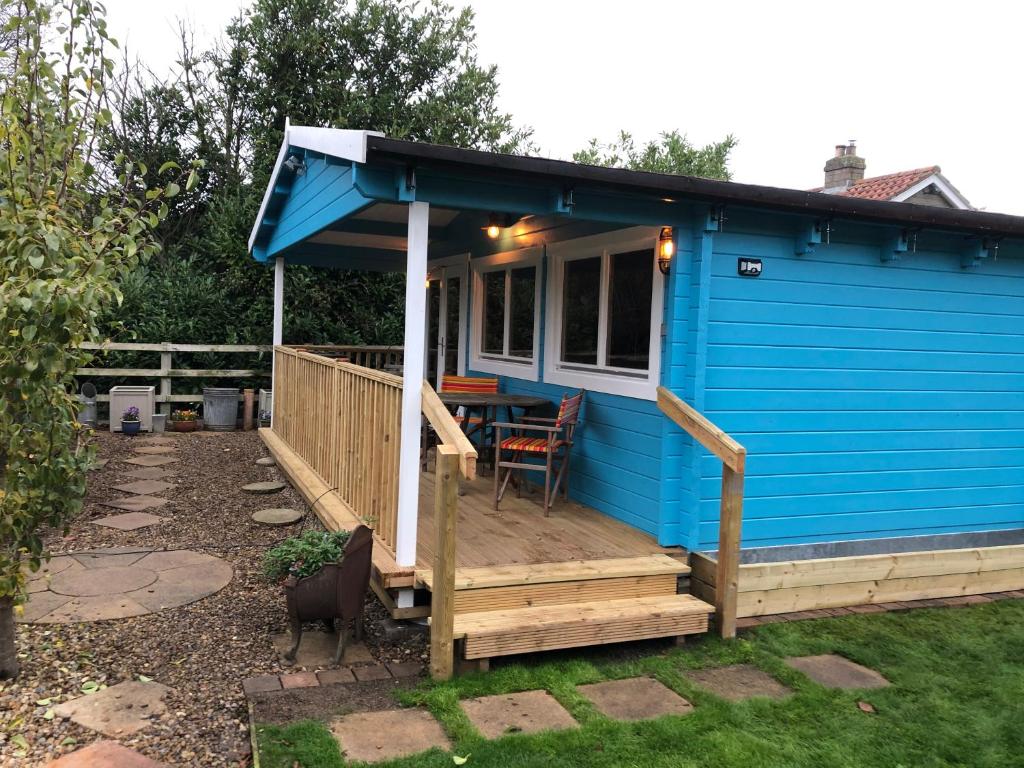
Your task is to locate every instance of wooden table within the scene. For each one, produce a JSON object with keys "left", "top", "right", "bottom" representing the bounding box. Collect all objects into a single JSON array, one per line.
[{"left": 437, "top": 393, "right": 551, "bottom": 470}]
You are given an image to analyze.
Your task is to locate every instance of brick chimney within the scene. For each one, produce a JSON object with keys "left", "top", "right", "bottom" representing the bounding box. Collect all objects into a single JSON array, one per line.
[{"left": 823, "top": 141, "right": 866, "bottom": 191}]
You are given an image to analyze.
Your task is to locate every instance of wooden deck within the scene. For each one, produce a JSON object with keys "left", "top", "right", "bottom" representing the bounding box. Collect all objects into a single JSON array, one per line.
[{"left": 416, "top": 472, "right": 679, "bottom": 571}]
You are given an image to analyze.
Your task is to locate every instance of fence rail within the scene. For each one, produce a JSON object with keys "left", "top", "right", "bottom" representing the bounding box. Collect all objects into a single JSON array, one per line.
[
  {"left": 77, "top": 341, "right": 272, "bottom": 410},
  {"left": 273, "top": 346, "right": 404, "bottom": 554},
  {"left": 289, "top": 345, "right": 404, "bottom": 371}
]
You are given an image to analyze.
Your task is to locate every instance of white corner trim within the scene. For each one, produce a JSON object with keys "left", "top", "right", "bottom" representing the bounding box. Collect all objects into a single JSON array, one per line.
[
  {"left": 544, "top": 227, "right": 663, "bottom": 401},
  {"left": 891, "top": 173, "right": 972, "bottom": 210},
  {"left": 468, "top": 247, "right": 542, "bottom": 381},
  {"left": 247, "top": 124, "right": 386, "bottom": 254}
]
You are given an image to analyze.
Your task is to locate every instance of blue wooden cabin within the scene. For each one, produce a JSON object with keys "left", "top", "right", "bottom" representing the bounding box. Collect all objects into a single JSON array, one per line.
[{"left": 251, "top": 125, "right": 1024, "bottom": 651}]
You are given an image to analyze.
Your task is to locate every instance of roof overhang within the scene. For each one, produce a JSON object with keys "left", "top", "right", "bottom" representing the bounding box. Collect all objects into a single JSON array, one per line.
[{"left": 891, "top": 172, "right": 973, "bottom": 210}]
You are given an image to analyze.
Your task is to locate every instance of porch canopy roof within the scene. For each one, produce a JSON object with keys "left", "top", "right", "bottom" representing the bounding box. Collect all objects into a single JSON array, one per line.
[{"left": 248, "top": 124, "right": 1024, "bottom": 271}]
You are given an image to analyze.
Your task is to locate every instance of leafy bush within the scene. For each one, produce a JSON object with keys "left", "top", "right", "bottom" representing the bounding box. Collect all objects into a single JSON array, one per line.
[{"left": 263, "top": 530, "right": 352, "bottom": 581}]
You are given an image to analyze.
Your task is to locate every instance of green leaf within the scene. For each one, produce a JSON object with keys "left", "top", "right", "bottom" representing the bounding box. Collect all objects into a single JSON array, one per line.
[
  {"left": 186, "top": 169, "right": 198, "bottom": 192},
  {"left": 138, "top": 674, "right": 152, "bottom": 683},
  {"left": 10, "top": 734, "right": 29, "bottom": 750},
  {"left": 28, "top": 254, "right": 44, "bottom": 269},
  {"left": 158, "top": 160, "right": 180, "bottom": 174},
  {"left": 21, "top": 325, "right": 36, "bottom": 342},
  {"left": 165, "top": 182, "right": 180, "bottom": 198},
  {"left": 35, "top": 698, "right": 51, "bottom": 706},
  {"left": 453, "top": 755, "right": 470, "bottom": 765},
  {"left": 81, "top": 680, "right": 99, "bottom": 694},
  {"left": 43, "top": 708, "right": 55, "bottom": 720}
]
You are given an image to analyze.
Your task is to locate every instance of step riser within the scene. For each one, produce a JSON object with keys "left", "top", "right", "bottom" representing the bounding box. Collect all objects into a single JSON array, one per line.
[
  {"left": 453, "top": 574, "right": 678, "bottom": 614},
  {"left": 464, "top": 613, "right": 710, "bottom": 659}
]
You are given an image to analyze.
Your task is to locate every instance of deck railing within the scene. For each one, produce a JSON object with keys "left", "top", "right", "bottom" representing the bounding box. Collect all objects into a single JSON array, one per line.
[
  {"left": 656, "top": 386, "right": 746, "bottom": 639},
  {"left": 289, "top": 344, "right": 403, "bottom": 371},
  {"left": 273, "top": 346, "right": 403, "bottom": 553}
]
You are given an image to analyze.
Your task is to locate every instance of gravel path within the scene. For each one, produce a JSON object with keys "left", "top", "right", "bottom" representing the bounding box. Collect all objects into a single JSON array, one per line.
[{"left": 0, "top": 430, "right": 425, "bottom": 767}]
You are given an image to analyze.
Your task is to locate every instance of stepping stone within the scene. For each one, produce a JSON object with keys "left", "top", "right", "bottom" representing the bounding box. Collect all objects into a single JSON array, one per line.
[
  {"left": 123, "top": 467, "right": 176, "bottom": 480},
  {"left": 91, "top": 512, "right": 165, "bottom": 531},
  {"left": 111, "top": 479, "right": 174, "bottom": 496},
  {"left": 132, "top": 445, "right": 177, "bottom": 455},
  {"left": 44, "top": 739, "right": 169, "bottom": 767},
  {"left": 253, "top": 508, "right": 303, "bottom": 527},
  {"left": 52, "top": 680, "right": 169, "bottom": 738},
  {"left": 271, "top": 631, "right": 374, "bottom": 667},
  {"left": 330, "top": 709, "right": 450, "bottom": 764},
  {"left": 99, "top": 495, "right": 169, "bottom": 512},
  {"left": 784, "top": 654, "right": 890, "bottom": 690},
  {"left": 685, "top": 664, "right": 792, "bottom": 702},
  {"left": 123, "top": 455, "right": 179, "bottom": 467},
  {"left": 137, "top": 437, "right": 177, "bottom": 446},
  {"left": 241, "top": 481, "right": 286, "bottom": 494},
  {"left": 72, "top": 548, "right": 152, "bottom": 569},
  {"left": 577, "top": 677, "right": 693, "bottom": 721},
  {"left": 461, "top": 690, "right": 578, "bottom": 739},
  {"left": 256, "top": 456, "right": 277, "bottom": 466},
  {"left": 87, "top": 458, "right": 109, "bottom": 471}
]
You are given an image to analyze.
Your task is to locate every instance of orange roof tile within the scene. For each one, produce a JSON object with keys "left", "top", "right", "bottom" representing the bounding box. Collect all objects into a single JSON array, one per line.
[{"left": 813, "top": 167, "right": 940, "bottom": 200}]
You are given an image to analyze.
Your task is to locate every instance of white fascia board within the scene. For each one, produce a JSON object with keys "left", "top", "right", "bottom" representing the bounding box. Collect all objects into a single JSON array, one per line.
[
  {"left": 891, "top": 173, "right": 972, "bottom": 210},
  {"left": 247, "top": 124, "right": 385, "bottom": 254}
]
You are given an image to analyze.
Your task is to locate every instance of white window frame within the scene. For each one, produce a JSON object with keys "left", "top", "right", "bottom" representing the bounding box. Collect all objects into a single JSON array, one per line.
[
  {"left": 469, "top": 247, "right": 542, "bottom": 380},
  {"left": 425, "top": 253, "right": 470, "bottom": 387},
  {"left": 545, "top": 227, "right": 663, "bottom": 400}
]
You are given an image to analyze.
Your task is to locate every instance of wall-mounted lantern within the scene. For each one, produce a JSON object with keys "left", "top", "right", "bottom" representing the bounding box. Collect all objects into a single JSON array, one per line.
[{"left": 657, "top": 227, "right": 675, "bottom": 274}]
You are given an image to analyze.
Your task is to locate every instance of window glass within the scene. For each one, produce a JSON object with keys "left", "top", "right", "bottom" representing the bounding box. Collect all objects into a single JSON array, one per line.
[
  {"left": 607, "top": 250, "right": 653, "bottom": 370},
  {"left": 508, "top": 267, "right": 535, "bottom": 358},
  {"left": 482, "top": 270, "right": 505, "bottom": 355},
  {"left": 561, "top": 256, "right": 601, "bottom": 365},
  {"left": 426, "top": 279, "right": 441, "bottom": 383},
  {"left": 444, "top": 276, "right": 461, "bottom": 375}
]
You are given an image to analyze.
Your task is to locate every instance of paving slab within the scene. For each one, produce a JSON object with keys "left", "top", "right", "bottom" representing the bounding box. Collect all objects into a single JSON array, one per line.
[
  {"left": 578, "top": 677, "right": 693, "bottom": 721},
  {"left": 255, "top": 456, "right": 277, "bottom": 466},
  {"left": 122, "top": 467, "right": 176, "bottom": 481},
  {"left": 461, "top": 690, "right": 578, "bottom": 739},
  {"left": 242, "top": 676, "right": 282, "bottom": 696},
  {"left": 252, "top": 508, "right": 304, "bottom": 526},
  {"left": 241, "top": 480, "right": 286, "bottom": 494},
  {"left": 785, "top": 654, "right": 890, "bottom": 690},
  {"left": 124, "top": 559, "right": 234, "bottom": 611},
  {"left": 52, "top": 680, "right": 169, "bottom": 737},
  {"left": 271, "top": 631, "right": 374, "bottom": 667},
  {"left": 72, "top": 549, "right": 152, "bottom": 569},
  {"left": 43, "top": 739, "right": 169, "bottom": 767},
  {"left": 685, "top": 664, "right": 792, "bottom": 702},
  {"left": 110, "top": 480, "right": 174, "bottom": 496},
  {"left": 87, "top": 458, "right": 110, "bottom": 471},
  {"left": 91, "top": 512, "right": 165, "bottom": 532},
  {"left": 18, "top": 589, "right": 73, "bottom": 622},
  {"left": 131, "top": 446, "right": 177, "bottom": 455},
  {"left": 51, "top": 566, "right": 157, "bottom": 597},
  {"left": 331, "top": 709, "right": 450, "bottom": 764},
  {"left": 34, "top": 595, "right": 152, "bottom": 623},
  {"left": 98, "top": 495, "right": 169, "bottom": 513},
  {"left": 123, "top": 455, "right": 179, "bottom": 468}
]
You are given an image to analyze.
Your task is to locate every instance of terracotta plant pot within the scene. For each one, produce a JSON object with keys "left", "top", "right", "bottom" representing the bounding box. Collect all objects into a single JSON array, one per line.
[
  {"left": 172, "top": 419, "right": 197, "bottom": 432},
  {"left": 121, "top": 420, "right": 141, "bottom": 435}
]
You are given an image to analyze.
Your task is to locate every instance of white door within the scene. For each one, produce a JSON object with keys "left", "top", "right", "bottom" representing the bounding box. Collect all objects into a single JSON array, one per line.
[{"left": 425, "top": 260, "right": 468, "bottom": 389}]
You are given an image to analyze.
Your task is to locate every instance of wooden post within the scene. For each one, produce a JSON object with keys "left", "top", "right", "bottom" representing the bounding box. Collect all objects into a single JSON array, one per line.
[
  {"left": 717, "top": 465, "right": 744, "bottom": 639},
  {"left": 430, "top": 444, "right": 459, "bottom": 681},
  {"left": 243, "top": 388, "right": 254, "bottom": 431},
  {"left": 159, "top": 346, "right": 172, "bottom": 416}
]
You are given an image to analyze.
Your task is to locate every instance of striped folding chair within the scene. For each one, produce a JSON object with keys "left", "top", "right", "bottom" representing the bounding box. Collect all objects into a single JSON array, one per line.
[
  {"left": 492, "top": 390, "right": 584, "bottom": 515},
  {"left": 422, "top": 375, "right": 500, "bottom": 470}
]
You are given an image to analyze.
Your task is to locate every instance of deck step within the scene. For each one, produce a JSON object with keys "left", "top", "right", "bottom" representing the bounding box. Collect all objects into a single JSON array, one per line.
[
  {"left": 452, "top": 594, "right": 715, "bottom": 659},
  {"left": 415, "top": 554, "right": 689, "bottom": 590}
]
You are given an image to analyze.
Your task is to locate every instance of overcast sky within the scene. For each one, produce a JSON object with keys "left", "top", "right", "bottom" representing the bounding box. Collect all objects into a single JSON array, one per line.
[{"left": 103, "top": 0, "right": 1023, "bottom": 214}]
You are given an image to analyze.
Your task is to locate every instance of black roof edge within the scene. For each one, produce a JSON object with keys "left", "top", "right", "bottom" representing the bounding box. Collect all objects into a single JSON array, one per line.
[{"left": 366, "top": 136, "right": 1024, "bottom": 240}]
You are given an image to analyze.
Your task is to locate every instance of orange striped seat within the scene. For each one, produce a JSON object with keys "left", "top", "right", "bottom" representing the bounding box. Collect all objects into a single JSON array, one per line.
[
  {"left": 500, "top": 436, "right": 566, "bottom": 453},
  {"left": 441, "top": 375, "right": 498, "bottom": 394}
]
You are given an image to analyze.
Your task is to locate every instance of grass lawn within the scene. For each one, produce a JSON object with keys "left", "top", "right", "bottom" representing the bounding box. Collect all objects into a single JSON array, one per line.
[{"left": 257, "top": 599, "right": 1024, "bottom": 767}]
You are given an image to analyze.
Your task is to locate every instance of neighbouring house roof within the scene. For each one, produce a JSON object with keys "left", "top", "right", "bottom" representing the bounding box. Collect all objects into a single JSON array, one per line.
[{"left": 811, "top": 166, "right": 973, "bottom": 210}]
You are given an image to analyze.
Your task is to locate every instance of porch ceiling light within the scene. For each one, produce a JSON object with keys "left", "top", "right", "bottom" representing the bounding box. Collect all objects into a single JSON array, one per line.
[
  {"left": 484, "top": 212, "right": 507, "bottom": 239},
  {"left": 657, "top": 227, "right": 675, "bottom": 274}
]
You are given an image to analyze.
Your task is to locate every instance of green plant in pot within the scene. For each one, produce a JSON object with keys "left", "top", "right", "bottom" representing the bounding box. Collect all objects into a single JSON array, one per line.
[
  {"left": 264, "top": 527, "right": 373, "bottom": 664},
  {"left": 121, "top": 406, "right": 141, "bottom": 435},
  {"left": 170, "top": 407, "right": 198, "bottom": 432}
]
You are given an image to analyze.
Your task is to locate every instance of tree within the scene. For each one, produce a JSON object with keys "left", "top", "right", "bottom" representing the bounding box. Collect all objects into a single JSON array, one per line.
[
  {"left": 574, "top": 130, "right": 736, "bottom": 180},
  {"left": 0, "top": 0, "right": 190, "bottom": 679}
]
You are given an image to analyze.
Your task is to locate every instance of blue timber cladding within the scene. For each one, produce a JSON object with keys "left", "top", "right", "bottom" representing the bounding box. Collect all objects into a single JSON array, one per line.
[{"left": 697, "top": 216, "right": 1024, "bottom": 550}]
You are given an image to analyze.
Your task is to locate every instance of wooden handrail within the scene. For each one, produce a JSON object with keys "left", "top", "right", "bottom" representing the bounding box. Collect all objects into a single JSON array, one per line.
[
  {"left": 656, "top": 385, "right": 745, "bottom": 640},
  {"left": 421, "top": 381, "right": 477, "bottom": 481}
]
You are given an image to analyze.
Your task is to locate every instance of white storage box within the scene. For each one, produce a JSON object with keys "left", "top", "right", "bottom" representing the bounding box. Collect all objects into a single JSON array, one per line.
[
  {"left": 109, "top": 385, "right": 156, "bottom": 432},
  {"left": 258, "top": 388, "right": 273, "bottom": 424}
]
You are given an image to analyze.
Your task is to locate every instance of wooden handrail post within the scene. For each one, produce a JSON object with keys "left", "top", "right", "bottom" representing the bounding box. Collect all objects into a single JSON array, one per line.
[
  {"left": 717, "top": 465, "right": 744, "bottom": 638},
  {"left": 430, "top": 444, "right": 459, "bottom": 680}
]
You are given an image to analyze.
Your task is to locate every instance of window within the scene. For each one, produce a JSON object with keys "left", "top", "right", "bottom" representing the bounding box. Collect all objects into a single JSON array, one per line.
[
  {"left": 470, "top": 248, "right": 542, "bottom": 379},
  {"left": 545, "top": 229, "right": 663, "bottom": 400}
]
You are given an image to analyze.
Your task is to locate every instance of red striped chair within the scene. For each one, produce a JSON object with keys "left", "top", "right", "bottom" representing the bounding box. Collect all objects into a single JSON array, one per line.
[
  {"left": 422, "top": 375, "right": 500, "bottom": 470},
  {"left": 492, "top": 390, "right": 584, "bottom": 515}
]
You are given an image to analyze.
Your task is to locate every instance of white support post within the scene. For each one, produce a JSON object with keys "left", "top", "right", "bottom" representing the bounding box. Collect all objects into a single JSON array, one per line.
[
  {"left": 271, "top": 257, "right": 284, "bottom": 429},
  {"left": 395, "top": 201, "right": 430, "bottom": 567}
]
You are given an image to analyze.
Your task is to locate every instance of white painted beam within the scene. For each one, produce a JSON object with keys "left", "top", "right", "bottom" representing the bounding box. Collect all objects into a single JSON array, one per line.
[
  {"left": 271, "top": 257, "right": 285, "bottom": 429},
  {"left": 395, "top": 202, "right": 430, "bottom": 567}
]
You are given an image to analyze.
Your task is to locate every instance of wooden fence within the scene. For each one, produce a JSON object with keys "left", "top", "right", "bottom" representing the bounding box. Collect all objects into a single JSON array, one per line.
[
  {"left": 289, "top": 345, "right": 404, "bottom": 371},
  {"left": 656, "top": 386, "right": 746, "bottom": 639},
  {"left": 77, "top": 342, "right": 271, "bottom": 413},
  {"left": 273, "top": 346, "right": 404, "bottom": 553}
]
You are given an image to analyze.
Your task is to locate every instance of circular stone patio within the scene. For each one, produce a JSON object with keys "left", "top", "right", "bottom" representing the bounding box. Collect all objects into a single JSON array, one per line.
[{"left": 19, "top": 548, "right": 233, "bottom": 624}]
